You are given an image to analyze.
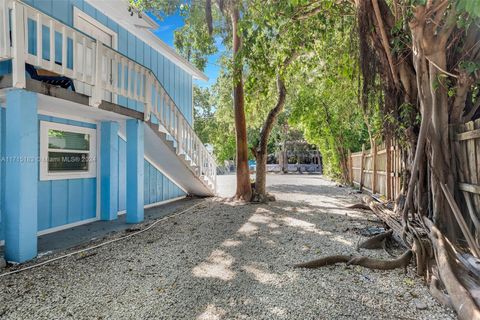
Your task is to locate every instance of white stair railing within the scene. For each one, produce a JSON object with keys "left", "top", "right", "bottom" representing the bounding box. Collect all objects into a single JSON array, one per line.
[
  {"left": 0, "top": 0, "right": 11, "bottom": 60},
  {"left": 99, "top": 43, "right": 217, "bottom": 191},
  {"left": 1, "top": 0, "right": 217, "bottom": 193}
]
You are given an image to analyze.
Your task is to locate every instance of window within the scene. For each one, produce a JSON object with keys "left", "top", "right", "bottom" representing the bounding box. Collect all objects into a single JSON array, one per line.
[{"left": 40, "top": 121, "right": 97, "bottom": 180}]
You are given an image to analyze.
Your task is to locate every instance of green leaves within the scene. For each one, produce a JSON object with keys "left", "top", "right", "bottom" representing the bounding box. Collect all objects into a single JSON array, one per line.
[
  {"left": 459, "top": 60, "right": 480, "bottom": 75},
  {"left": 457, "top": 0, "right": 480, "bottom": 18},
  {"left": 413, "top": 0, "right": 428, "bottom": 5},
  {"left": 286, "top": 17, "right": 370, "bottom": 179},
  {"left": 140, "top": 0, "right": 370, "bottom": 173}
]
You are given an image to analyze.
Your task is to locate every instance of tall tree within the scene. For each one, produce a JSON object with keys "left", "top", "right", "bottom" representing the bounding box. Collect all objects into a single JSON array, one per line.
[
  {"left": 243, "top": 0, "right": 352, "bottom": 198},
  {"left": 335, "top": 1, "right": 480, "bottom": 317},
  {"left": 288, "top": 1, "right": 480, "bottom": 317},
  {"left": 130, "top": 0, "right": 253, "bottom": 200},
  {"left": 230, "top": 3, "right": 252, "bottom": 201},
  {"left": 288, "top": 13, "right": 370, "bottom": 181}
]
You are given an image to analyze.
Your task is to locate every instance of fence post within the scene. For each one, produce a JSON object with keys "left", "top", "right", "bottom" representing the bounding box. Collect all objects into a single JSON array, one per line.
[
  {"left": 348, "top": 150, "right": 352, "bottom": 184},
  {"left": 360, "top": 144, "right": 365, "bottom": 191},
  {"left": 393, "top": 145, "right": 401, "bottom": 199},
  {"left": 372, "top": 139, "right": 377, "bottom": 194},
  {"left": 386, "top": 138, "right": 392, "bottom": 200}
]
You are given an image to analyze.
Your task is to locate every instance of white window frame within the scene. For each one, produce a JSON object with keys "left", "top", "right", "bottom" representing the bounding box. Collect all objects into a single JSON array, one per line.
[
  {"left": 73, "top": 8, "right": 118, "bottom": 49},
  {"left": 40, "top": 121, "right": 97, "bottom": 181}
]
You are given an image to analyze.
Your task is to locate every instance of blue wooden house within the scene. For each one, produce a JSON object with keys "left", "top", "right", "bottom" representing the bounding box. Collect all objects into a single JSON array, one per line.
[{"left": 0, "top": 0, "right": 217, "bottom": 263}]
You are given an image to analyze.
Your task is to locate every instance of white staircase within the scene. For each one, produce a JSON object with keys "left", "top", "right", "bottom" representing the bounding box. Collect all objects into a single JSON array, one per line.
[
  {"left": 0, "top": 0, "right": 217, "bottom": 196},
  {"left": 145, "top": 122, "right": 215, "bottom": 197}
]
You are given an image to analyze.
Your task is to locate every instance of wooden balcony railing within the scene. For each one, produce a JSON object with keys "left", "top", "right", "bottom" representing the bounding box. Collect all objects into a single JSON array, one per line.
[{"left": 0, "top": 0, "right": 217, "bottom": 191}]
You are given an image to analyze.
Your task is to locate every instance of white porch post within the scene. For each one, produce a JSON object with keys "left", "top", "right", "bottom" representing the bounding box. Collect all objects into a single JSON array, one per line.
[
  {"left": 11, "top": 0, "right": 25, "bottom": 88},
  {"left": 90, "top": 40, "right": 104, "bottom": 107}
]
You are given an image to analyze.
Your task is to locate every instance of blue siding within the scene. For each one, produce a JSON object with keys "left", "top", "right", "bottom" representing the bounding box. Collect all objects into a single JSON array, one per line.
[
  {"left": 39, "top": 114, "right": 96, "bottom": 129},
  {"left": 42, "top": 25, "right": 50, "bottom": 60},
  {"left": 0, "top": 61, "right": 12, "bottom": 76},
  {"left": 37, "top": 115, "right": 97, "bottom": 232},
  {"left": 143, "top": 160, "right": 185, "bottom": 205},
  {"left": 117, "top": 137, "right": 184, "bottom": 210},
  {"left": 27, "top": 19, "right": 37, "bottom": 56},
  {"left": 118, "top": 136, "right": 126, "bottom": 211},
  {"left": 34, "top": 0, "right": 52, "bottom": 16},
  {"left": 0, "top": 112, "right": 97, "bottom": 236},
  {"left": 37, "top": 180, "right": 51, "bottom": 230},
  {"left": 50, "top": 180, "right": 68, "bottom": 227},
  {"left": 57, "top": 0, "right": 71, "bottom": 25}
]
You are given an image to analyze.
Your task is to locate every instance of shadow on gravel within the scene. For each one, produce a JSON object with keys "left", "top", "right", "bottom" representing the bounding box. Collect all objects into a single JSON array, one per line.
[
  {"left": 0, "top": 182, "right": 449, "bottom": 320},
  {"left": 268, "top": 183, "right": 353, "bottom": 199},
  {"left": 188, "top": 198, "right": 400, "bottom": 319}
]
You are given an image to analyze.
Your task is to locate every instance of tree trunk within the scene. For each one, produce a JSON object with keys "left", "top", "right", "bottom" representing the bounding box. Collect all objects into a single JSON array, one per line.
[
  {"left": 336, "top": 145, "right": 350, "bottom": 183},
  {"left": 254, "top": 51, "right": 298, "bottom": 197},
  {"left": 254, "top": 76, "right": 287, "bottom": 196},
  {"left": 231, "top": 7, "right": 252, "bottom": 201},
  {"left": 407, "top": 6, "right": 458, "bottom": 240},
  {"left": 351, "top": 2, "right": 480, "bottom": 318},
  {"left": 254, "top": 152, "right": 268, "bottom": 196},
  {"left": 280, "top": 148, "right": 288, "bottom": 173}
]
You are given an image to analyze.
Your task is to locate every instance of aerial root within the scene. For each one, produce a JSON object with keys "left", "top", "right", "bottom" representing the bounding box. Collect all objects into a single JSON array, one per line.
[
  {"left": 294, "top": 249, "right": 412, "bottom": 270},
  {"left": 357, "top": 229, "right": 393, "bottom": 250},
  {"left": 430, "top": 226, "right": 480, "bottom": 320},
  {"left": 346, "top": 203, "right": 372, "bottom": 211},
  {"left": 251, "top": 192, "right": 276, "bottom": 203},
  {"left": 293, "top": 255, "right": 352, "bottom": 268},
  {"left": 429, "top": 275, "right": 452, "bottom": 309}
]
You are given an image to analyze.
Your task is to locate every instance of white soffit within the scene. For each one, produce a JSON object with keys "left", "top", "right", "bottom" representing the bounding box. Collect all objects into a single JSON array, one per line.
[{"left": 86, "top": 0, "right": 208, "bottom": 81}]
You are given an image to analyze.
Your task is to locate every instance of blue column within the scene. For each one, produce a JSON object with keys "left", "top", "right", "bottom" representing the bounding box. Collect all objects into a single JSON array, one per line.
[
  {"left": 126, "top": 119, "right": 144, "bottom": 223},
  {"left": 100, "top": 121, "right": 119, "bottom": 221},
  {"left": 5, "top": 89, "right": 38, "bottom": 262}
]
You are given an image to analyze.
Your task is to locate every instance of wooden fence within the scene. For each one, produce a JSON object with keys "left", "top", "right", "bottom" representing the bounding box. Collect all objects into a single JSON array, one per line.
[
  {"left": 348, "top": 140, "right": 403, "bottom": 201},
  {"left": 454, "top": 119, "right": 480, "bottom": 232},
  {"left": 349, "top": 119, "right": 480, "bottom": 222}
]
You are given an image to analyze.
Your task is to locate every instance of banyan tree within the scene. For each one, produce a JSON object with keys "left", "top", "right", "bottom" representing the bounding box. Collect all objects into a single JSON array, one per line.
[{"left": 296, "top": 1, "right": 480, "bottom": 319}]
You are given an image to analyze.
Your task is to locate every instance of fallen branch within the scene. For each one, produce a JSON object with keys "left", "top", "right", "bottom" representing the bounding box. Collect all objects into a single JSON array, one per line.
[
  {"left": 294, "top": 250, "right": 412, "bottom": 270},
  {"left": 362, "top": 196, "right": 409, "bottom": 248}
]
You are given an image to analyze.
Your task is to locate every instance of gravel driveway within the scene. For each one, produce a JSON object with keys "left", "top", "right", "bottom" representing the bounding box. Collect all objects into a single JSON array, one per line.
[{"left": 0, "top": 174, "right": 454, "bottom": 319}]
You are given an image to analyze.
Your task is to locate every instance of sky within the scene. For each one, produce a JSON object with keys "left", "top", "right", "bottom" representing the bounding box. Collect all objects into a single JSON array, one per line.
[{"left": 148, "top": 13, "right": 223, "bottom": 88}]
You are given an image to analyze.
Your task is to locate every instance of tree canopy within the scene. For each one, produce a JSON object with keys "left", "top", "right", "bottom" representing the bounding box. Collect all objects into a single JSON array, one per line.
[{"left": 130, "top": 0, "right": 480, "bottom": 316}]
